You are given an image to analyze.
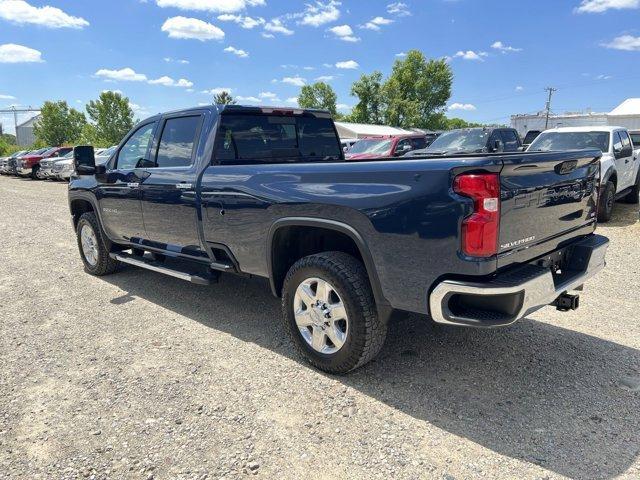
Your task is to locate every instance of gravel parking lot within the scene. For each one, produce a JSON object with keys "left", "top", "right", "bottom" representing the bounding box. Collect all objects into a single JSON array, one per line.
[{"left": 1, "top": 175, "right": 639, "bottom": 480}]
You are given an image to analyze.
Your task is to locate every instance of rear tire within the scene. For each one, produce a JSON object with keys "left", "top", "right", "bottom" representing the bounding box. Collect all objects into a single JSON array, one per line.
[
  {"left": 76, "top": 212, "right": 119, "bottom": 276},
  {"left": 597, "top": 181, "right": 615, "bottom": 223},
  {"left": 30, "top": 166, "right": 40, "bottom": 180},
  {"left": 281, "top": 251, "right": 387, "bottom": 374},
  {"left": 623, "top": 172, "right": 640, "bottom": 204}
]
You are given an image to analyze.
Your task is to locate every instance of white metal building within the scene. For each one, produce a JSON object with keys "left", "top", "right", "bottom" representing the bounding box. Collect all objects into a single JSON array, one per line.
[
  {"left": 15, "top": 115, "right": 40, "bottom": 146},
  {"left": 334, "top": 121, "right": 415, "bottom": 140},
  {"left": 510, "top": 98, "right": 640, "bottom": 137}
]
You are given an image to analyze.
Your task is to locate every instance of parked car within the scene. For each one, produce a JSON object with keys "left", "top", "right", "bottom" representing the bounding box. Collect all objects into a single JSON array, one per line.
[
  {"left": 629, "top": 130, "right": 640, "bottom": 148},
  {"left": 68, "top": 105, "right": 608, "bottom": 373},
  {"left": 527, "top": 126, "right": 640, "bottom": 222},
  {"left": 40, "top": 149, "right": 74, "bottom": 179},
  {"left": 0, "top": 150, "right": 28, "bottom": 174},
  {"left": 95, "top": 145, "right": 117, "bottom": 165},
  {"left": 405, "top": 127, "right": 522, "bottom": 157},
  {"left": 345, "top": 134, "right": 427, "bottom": 160},
  {"left": 340, "top": 138, "right": 358, "bottom": 153},
  {"left": 522, "top": 130, "right": 542, "bottom": 148},
  {"left": 10, "top": 149, "right": 47, "bottom": 176},
  {"left": 424, "top": 131, "right": 442, "bottom": 147},
  {"left": 52, "top": 156, "right": 76, "bottom": 180},
  {"left": 16, "top": 146, "right": 73, "bottom": 179}
]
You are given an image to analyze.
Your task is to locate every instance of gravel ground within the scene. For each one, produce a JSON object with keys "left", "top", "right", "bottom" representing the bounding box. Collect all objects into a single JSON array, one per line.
[{"left": 1, "top": 175, "right": 639, "bottom": 480}]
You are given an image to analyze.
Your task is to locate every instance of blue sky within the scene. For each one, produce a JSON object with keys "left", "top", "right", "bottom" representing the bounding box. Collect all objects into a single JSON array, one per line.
[{"left": 1, "top": 0, "right": 639, "bottom": 134}]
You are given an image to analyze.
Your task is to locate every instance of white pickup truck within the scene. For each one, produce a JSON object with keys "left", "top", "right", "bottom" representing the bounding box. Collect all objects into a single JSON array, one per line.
[{"left": 528, "top": 126, "right": 640, "bottom": 222}]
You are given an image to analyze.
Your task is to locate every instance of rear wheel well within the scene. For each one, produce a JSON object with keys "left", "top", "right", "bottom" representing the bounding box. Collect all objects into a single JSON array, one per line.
[
  {"left": 70, "top": 199, "right": 95, "bottom": 228},
  {"left": 270, "top": 225, "right": 367, "bottom": 297}
]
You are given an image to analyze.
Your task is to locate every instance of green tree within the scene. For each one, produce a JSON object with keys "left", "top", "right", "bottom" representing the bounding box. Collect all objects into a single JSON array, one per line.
[
  {"left": 445, "top": 117, "right": 484, "bottom": 129},
  {"left": 1, "top": 133, "right": 16, "bottom": 145},
  {"left": 382, "top": 50, "right": 453, "bottom": 129},
  {"left": 214, "top": 91, "right": 236, "bottom": 105},
  {"left": 86, "top": 91, "right": 135, "bottom": 146},
  {"left": 297, "top": 82, "right": 338, "bottom": 115},
  {"left": 33, "top": 101, "right": 86, "bottom": 146},
  {"left": 349, "top": 71, "right": 383, "bottom": 124}
]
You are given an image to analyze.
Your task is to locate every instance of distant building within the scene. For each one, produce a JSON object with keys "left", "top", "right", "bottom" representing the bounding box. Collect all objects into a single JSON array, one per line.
[
  {"left": 511, "top": 98, "right": 640, "bottom": 137},
  {"left": 15, "top": 115, "right": 40, "bottom": 146},
  {"left": 334, "top": 121, "right": 415, "bottom": 140}
]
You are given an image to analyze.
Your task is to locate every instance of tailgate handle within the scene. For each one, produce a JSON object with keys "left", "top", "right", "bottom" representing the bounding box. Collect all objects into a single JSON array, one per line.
[{"left": 555, "top": 160, "right": 578, "bottom": 175}]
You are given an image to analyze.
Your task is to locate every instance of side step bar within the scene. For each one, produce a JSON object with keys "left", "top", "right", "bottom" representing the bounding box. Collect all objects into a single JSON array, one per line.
[{"left": 111, "top": 252, "right": 215, "bottom": 285}]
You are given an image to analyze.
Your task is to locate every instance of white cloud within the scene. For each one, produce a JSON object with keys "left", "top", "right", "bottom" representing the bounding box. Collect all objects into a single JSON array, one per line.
[
  {"left": 148, "top": 76, "right": 193, "bottom": 87},
  {"left": 164, "top": 57, "right": 190, "bottom": 64},
  {"left": 281, "top": 76, "right": 306, "bottom": 86},
  {"left": 335, "top": 60, "right": 359, "bottom": 69},
  {"left": 361, "top": 16, "right": 393, "bottom": 30},
  {"left": 448, "top": 103, "right": 477, "bottom": 111},
  {"left": 315, "top": 75, "right": 335, "bottom": 81},
  {"left": 515, "top": 85, "right": 524, "bottom": 91},
  {"left": 336, "top": 103, "right": 351, "bottom": 111},
  {"left": 161, "top": 16, "right": 225, "bottom": 40},
  {"left": 596, "top": 74, "right": 613, "bottom": 80},
  {"left": 95, "top": 67, "right": 147, "bottom": 82},
  {"left": 491, "top": 41, "right": 522, "bottom": 53},
  {"left": 285, "top": 96, "right": 299, "bottom": 104},
  {"left": 453, "top": 50, "right": 488, "bottom": 61},
  {"left": 328, "top": 24, "right": 359, "bottom": 42},
  {"left": 575, "top": 0, "right": 639, "bottom": 13},
  {"left": 129, "top": 102, "right": 151, "bottom": 117},
  {"left": 261, "top": 32, "right": 274, "bottom": 38},
  {"left": 224, "top": 45, "right": 249, "bottom": 57},
  {"left": 395, "top": 52, "right": 407, "bottom": 57},
  {"left": 0, "top": 43, "right": 43, "bottom": 63},
  {"left": 0, "top": 93, "right": 16, "bottom": 99},
  {"left": 297, "top": 0, "right": 340, "bottom": 27},
  {"left": 102, "top": 89, "right": 123, "bottom": 95},
  {"left": 217, "top": 13, "right": 264, "bottom": 28},
  {"left": 202, "top": 87, "right": 233, "bottom": 95},
  {"left": 235, "top": 95, "right": 261, "bottom": 103},
  {"left": 0, "top": 0, "right": 89, "bottom": 29},
  {"left": 264, "top": 18, "right": 293, "bottom": 35},
  {"left": 387, "top": 2, "right": 411, "bottom": 16},
  {"left": 259, "top": 91, "right": 278, "bottom": 99},
  {"left": 602, "top": 34, "right": 640, "bottom": 51},
  {"left": 156, "top": 0, "right": 265, "bottom": 13}
]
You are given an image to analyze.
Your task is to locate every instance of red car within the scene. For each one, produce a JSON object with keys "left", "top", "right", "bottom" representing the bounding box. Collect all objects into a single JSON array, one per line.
[
  {"left": 345, "top": 134, "right": 427, "bottom": 160},
  {"left": 16, "top": 146, "right": 73, "bottom": 179}
]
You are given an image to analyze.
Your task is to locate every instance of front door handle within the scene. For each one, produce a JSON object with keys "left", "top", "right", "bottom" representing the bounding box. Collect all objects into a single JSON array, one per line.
[
  {"left": 127, "top": 182, "right": 139, "bottom": 188},
  {"left": 176, "top": 183, "right": 193, "bottom": 190}
]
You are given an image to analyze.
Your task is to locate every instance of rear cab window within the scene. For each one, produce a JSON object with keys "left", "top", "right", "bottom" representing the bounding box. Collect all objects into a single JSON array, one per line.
[
  {"left": 214, "top": 112, "right": 342, "bottom": 164},
  {"left": 153, "top": 115, "right": 203, "bottom": 168}
]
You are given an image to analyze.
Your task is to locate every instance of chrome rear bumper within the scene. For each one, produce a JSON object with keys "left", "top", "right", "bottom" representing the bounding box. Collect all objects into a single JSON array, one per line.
[{"left": 429, "top": 234, "right": 609, "bottom": 327}]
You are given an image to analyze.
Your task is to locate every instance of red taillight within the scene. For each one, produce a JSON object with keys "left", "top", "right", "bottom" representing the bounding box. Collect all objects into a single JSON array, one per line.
[{"left": 453, "top": 173, "right": 500, "bottom": 257}]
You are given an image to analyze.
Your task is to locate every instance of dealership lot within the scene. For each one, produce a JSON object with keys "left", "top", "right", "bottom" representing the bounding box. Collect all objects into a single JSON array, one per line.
[{"left": 1, "top": 175, "right": 639, "bottom": 479}]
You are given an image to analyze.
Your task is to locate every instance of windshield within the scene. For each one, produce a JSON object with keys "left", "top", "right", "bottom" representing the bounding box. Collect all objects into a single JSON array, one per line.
[
  {"left": 98, "top": 146, "right": 117, "bottom": 157},
  {"left": 529, "top": 131, "right": 610, "bottom": 153},
  {"left": 427, "top": 129, "right": 490, "bottom": 153},
  {"left": 61, "top": 150, "right": 74, "bottom": 159},
  {"left": 348, "top": 139, "right": 393, "bottom": 155}
]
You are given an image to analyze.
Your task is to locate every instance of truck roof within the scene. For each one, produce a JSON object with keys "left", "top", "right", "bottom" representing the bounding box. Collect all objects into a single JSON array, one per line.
[
  {"left": 544, "top": 126, "right": 627, "bottom": 133},
  {"left": 139, "top": 104, "right": 332, "bottom": 123}
]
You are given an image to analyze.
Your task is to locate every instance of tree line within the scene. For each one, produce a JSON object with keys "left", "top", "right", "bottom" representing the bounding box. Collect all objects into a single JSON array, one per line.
[{"left": 215, "top": 50, "right": 483, "bottom": 130}]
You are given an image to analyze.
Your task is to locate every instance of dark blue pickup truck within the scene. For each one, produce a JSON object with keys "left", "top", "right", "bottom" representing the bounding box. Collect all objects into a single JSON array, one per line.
[{"left": 69, "top": 105, "right": 609, "bottom": 373}]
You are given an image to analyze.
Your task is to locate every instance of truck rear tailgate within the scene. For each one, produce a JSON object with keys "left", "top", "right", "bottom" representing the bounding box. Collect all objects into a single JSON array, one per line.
[{"left": 498, "top": 149, "right": 601, "bottom": 265}]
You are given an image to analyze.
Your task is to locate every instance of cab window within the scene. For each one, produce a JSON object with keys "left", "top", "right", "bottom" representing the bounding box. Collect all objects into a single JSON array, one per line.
[
  {"left": 116, "top": 122, "right": 156, "bottom": 169},
  {"left": 154, "top": 116, "right": 202, "bottom": 168}
]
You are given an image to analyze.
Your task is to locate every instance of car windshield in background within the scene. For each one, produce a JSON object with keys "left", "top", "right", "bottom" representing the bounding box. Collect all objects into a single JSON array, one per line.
[
  {"left": 216, "top": 114, "right": 342, "bottom": 163},
  {"left": 348, "top": 139, "right": 393, "bottom": 155},
  {"left": 630, "top": 133, "right": 640, "bottom": 147},
  {"left": 98, "top": 146, "right": 117, "bottom": 157},
  {"left": 528, "top": 132, "right": 610, "bottom": 152},
  {"left": 427, "top": 129, "right": 490, "bottom": 153}
]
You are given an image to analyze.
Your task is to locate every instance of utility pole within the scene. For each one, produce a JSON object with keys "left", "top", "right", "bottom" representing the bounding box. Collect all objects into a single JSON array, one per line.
[{"left": 544, "top": 87, "right": 557, "bottom": 129}]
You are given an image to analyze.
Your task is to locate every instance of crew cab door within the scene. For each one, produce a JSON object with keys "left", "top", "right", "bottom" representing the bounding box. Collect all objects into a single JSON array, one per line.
[
  {"left": 138, "top": 112, "right": 205, "bottom": 252},
  {"left": 613, "top": 130, "right": 635, "bottom": 190},
  {"left": 97, "top": 121, "right": 157, "bottom": 243}
]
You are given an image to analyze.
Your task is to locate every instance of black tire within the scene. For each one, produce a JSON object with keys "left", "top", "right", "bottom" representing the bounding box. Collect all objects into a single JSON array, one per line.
[
  {"left": 30, "top": 165, "right": 39, "bottom": 180},
  {"left": 597, "top": 181, "right": 615, "bottom": 223},
  {"left": 281, "top": 251, "right": 387, "bottom": 374},
  {"left": 623, "top": 172, "right": 640, "bottom": 204},
  {"left": 76, "top": 212, "right": 119, "bottom": 276}
]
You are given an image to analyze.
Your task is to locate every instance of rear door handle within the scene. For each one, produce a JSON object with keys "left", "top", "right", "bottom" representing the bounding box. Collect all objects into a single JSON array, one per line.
[
  {"left": 176, "top": 183, "right": 193, "bottom": 190},
  {"left": 127, "top": 182, "right": 139, "bottom": 188}
]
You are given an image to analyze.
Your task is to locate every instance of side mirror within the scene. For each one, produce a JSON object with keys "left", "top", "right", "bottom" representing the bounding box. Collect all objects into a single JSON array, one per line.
[
  {"left": 395, "top": 145, "right": 411, "bottom": 156},
  {"left": 74, "top": 145, "right": 96, "bottom": 175}
]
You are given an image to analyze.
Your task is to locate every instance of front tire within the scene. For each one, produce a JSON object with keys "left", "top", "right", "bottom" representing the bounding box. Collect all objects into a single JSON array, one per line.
[
  {"left": 597, "top": 181, "right": 615, "bottom": 223},
  {"left": 281, "top": 252, "right": 387, "bottom": 374},
  {"left": 76, "top": 212, "right": 119, "bottom": 276}
]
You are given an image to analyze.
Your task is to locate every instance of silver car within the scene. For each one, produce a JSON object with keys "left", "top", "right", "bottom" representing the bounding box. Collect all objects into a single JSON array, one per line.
[{"left": 40, "top": 150, "right": 74, "bottom": 179}]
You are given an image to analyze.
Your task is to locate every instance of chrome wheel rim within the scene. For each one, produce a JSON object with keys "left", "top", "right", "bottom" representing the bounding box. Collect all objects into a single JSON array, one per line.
[
  {"left": 80, "top": 224, "right": 99, "bottom": 266},
  {"left": 293, "top": 277, "right": 349, "bottom": 354}
]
